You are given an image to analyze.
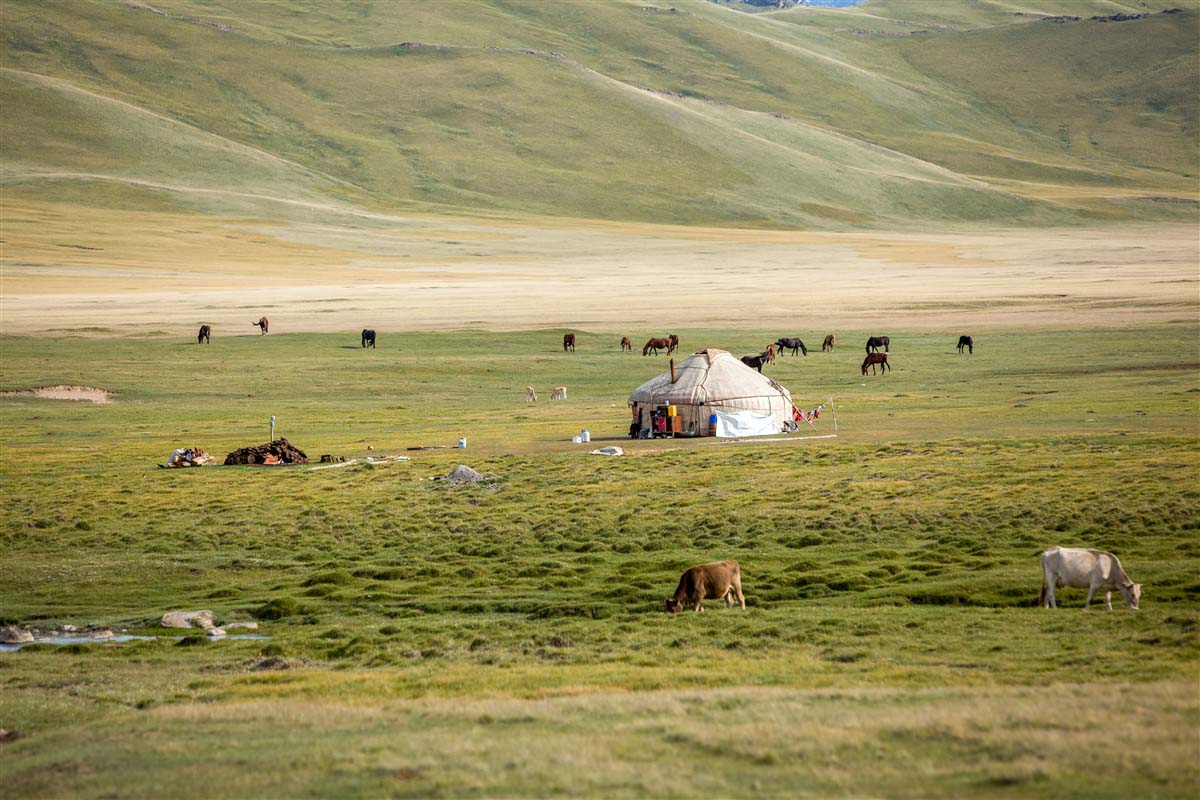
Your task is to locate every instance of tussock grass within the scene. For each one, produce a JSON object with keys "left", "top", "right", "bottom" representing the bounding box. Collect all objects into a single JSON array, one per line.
[{"left": 0, "top": 324, "right": 1197, "bottom": 795}]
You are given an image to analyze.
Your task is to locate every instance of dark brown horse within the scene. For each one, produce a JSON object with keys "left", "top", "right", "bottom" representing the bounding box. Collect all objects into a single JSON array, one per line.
[
  {"left": 620, "top": 336, "right": 633, "bottom": 352},
  {"left": 741, "top": 353, "right": 770, "bottom": 373},
  {"left": 197, "top": 325, "right": 210, "bottom": 344},
  {"left": 362, "top": 329, "right": 376, "bottom": 348},
  {"left": 866, "top": 336, "right": 889, "bottom": 354},
  {"left": 668, "top": 334, "right": 680, "bottom": 354},
  {"left": 776, "top": 337, "right": 807, "bottom": 356},
  {"left": 861, "top": 353, "right": 890, "bottom": 375},
  {"left": 957, "top": 335, "right": 973, "bottom": 354},
  {"left": 563, "top": 333, "right": 576, "bottom": 352},
  {"left": 643, "top": 337, "right": 671, "bottom": 356},
  {"left": 252, "top": 317, "right": 269, "bottom": 335},
  {"left": 822, "top": 334, "right": 835, "bottom": 351}
]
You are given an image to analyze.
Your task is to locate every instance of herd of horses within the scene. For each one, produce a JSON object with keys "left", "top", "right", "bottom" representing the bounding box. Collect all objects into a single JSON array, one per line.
[{"left": 195, "top": 324, "right": 974, "bottom": 376}]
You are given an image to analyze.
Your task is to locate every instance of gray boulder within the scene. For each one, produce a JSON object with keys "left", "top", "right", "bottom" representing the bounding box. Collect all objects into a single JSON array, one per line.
[
  {"left": 446, "top": 465, "right": 485, "bottom": 484},
  {"left": 161, "top": 610, "right": 216, "bottom": 629},
  {"left": 0, "top": 626, "right": 33, "bottom": 644}
]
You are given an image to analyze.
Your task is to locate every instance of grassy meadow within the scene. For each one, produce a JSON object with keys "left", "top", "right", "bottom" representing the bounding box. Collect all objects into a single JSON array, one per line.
[{"left": 1, "top": 323, "right": 1198, "bottom": 797}]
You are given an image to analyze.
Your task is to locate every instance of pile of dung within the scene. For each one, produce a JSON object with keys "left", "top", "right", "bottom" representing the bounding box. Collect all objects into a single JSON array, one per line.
[{"left": 224, "top": 438, "right": 308, "bottom": 466}]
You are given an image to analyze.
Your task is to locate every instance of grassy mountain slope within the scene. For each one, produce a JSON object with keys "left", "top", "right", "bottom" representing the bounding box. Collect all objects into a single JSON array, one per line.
[{"left": 0, "top": 0, "right": 1196, "bottom": 229}]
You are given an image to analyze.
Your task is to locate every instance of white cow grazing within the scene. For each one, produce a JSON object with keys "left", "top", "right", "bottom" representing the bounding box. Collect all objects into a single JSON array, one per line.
[{"left": 1039, "top": 546, "right": 1141, "bottom": 610}]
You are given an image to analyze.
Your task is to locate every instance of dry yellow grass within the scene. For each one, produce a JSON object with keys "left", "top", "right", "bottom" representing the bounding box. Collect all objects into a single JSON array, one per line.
[{"left": 2, "top": 201, "right": 1195, "bottom": 336}]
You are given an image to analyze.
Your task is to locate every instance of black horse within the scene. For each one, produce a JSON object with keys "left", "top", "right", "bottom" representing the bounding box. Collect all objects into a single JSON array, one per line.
[
  {"left": 741, "top": 353, "right": 771, "bottom": 373},
  {"left": 197, "top": 325, "right": 210, "bottom": 344},
  {"left": 866, "top": 335, "right": 890, "bottom": 354},
  {"left": 957, "top": 335, "right": 973, "bottom": 354},
  {"left": 361, "top": 329, "right": 376, "bottom": 348},
  {"left": 775, "top": 337, "right": 807, "bottom": 356}
]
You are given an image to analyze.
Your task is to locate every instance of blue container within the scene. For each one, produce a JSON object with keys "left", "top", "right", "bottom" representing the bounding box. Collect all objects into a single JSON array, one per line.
[{"left": 709, "top": 413, "right": 718, "bottom": 425}]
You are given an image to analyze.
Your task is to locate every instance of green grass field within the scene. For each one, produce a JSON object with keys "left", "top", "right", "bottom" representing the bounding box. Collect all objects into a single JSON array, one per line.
[{"left": 2, "top": 324, "right": 1197, "bottom": 797}]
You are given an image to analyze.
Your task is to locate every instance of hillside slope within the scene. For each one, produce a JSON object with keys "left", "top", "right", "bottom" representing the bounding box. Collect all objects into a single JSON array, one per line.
[{"left": 0, "top": 0, "right": 1196, "bottom": 229}]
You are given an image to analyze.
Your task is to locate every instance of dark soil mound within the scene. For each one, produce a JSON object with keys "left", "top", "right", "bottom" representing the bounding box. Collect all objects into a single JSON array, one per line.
[{"left": 224, "top": 438, "right": 308, "bottom": 466}]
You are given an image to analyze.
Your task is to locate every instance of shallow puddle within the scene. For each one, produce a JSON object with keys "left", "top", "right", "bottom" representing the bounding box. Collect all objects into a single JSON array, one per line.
[{"left": 0, "top": 634, "right": 269, "bottom": 652}]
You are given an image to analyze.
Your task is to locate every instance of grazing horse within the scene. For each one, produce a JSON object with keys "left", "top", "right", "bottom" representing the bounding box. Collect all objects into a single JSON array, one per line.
[
  {"left": 563, "top": 333, "right": 576, "bottom": 352},
  {"left": 776, "top": 337, "right": 807, "bottom": 357},
  {"left": 526, "top": 386, "right": 537, "bottom": 402},
  {"left": 861, "top": 353, "right": 890, "bottom": 375},
  {"left": 764, "top": 343, "right": 777, "bottom": 364},
  {"left": 197, "top": 325, "right": 211, "bottom": 344},
  {"left": 361, "top": 329, "right": 376, "bottom": 348},
  {"left": 865, "top": 336, "right": 889, "bottom": 354},
  {"left": 822, "top": 334, "right": 835, "bottom": 351},
  {"left": 252, "top": 317, "right": 269, "bottom": 335},
  {"left": 957, "top": 335, "right": 973, "bottom": 354},
  {"left": 551, "top": 386, "right": 567, "bottom": 401},
  {"left": 741, "top": 353, "right": 771, "bottom": 373},
  {"left": 643, "top": 337, "right": 671, "bottom": 356},
  {"left": 621, "top": 336, "right": 633, "bottom": 352},
  {"left": 668, "top": 334, "right": 680, "bottom": 354}
]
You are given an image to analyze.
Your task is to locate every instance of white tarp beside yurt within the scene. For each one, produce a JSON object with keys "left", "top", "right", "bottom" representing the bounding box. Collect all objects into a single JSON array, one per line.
[{"left": 629, "top": 348, "right": 794, "bottom": 437}]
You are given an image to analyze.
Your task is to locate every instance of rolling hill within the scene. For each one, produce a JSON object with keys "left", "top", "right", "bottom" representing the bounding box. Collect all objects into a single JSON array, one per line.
[{"left": 1, "top": 0, "right": 1197, "bottom": 230}]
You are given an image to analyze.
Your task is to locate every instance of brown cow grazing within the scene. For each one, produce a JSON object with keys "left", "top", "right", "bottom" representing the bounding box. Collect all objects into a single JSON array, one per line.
[
  {"left": 563, "top": 333, "right": 576, "bottom": 352},
  {"left": 621, "top": 336, "right": 633, "bottom": 352},
  {"left": 197, "top": 325, "right": 211, "bottom": 344},
  {"left": 861, "top": 352, "right": 890, "bottom": 375},
  {"left": 822, "top": 334, "right": 835, "bottom": 351},
  {"left": 252, "top": 317, "right": 269, "bottom": 335},
  {"left": 665, "top": 560, "right": 746, "bottom": 613}
]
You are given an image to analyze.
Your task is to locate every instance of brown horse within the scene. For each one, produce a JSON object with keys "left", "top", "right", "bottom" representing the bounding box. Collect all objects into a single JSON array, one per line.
[
  {"left": 764, "top": 343, "right": 777, "bottom": 364},
  {"left": 197, "top": 325, "right": 211, "bottom": 344},
  {"left": 822, "top": 335, "right": 835, "bottom": 351},
  {"left": 620, "top": 336, "right": 633, "bottom": 352},
  {"left": 563, "top": 333, "right": 576, "bottom": 352},
  {"left": 866, "top": 335, "right": 889, "bottom": 354},
  {"left": 667, "top": 334, "right": 680, "bottom": 354},
  {"left": 861, "top": 353, "right": 890, "bottom": 375},
  {"left": 252, "top": 317, "right": 269, "bottom": 335},
  {"left": 643, "top": 337, "right": 671, "bottom": 356}
]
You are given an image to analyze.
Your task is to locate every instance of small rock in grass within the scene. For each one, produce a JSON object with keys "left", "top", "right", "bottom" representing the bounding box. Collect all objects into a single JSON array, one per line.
[
  {"left": 62, "top": 624, "right": 77, "bottom": 632},
  {"left": 446, "top": 465, "right": 485, "bottom": 484},
  {"left": 223, "top": 621, "right": 259, "bottom": 631},
  {"left": 206, "top": 628, "right": 227, "bottom": 637},
  {"left": 161, "top": 610, "right": 216, "bottom": 629},
  {"left": 0, "top": 626, "right": 33, "bottom": 644},
  {"left": 89, "top": 629, "right": 114, "bottom": 640}
]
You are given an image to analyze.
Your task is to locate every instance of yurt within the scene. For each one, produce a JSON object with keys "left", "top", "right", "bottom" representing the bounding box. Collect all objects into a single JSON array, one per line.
[{"left": 629, "top": 349, "right": 795, "bottom": 438}]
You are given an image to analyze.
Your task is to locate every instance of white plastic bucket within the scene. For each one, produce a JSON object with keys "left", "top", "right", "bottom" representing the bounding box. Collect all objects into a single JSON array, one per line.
[
  {"left": 572, "top": 435, "right": 582, "bottom": 444},
  {"left": 581, "top": 429, "right": 591, "bottom": 443}
]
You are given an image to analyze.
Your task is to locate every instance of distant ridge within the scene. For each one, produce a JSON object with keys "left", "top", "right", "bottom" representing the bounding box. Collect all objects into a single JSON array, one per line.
[{"left": 1, "top": 0, "right": 1196, "bottom": 230}]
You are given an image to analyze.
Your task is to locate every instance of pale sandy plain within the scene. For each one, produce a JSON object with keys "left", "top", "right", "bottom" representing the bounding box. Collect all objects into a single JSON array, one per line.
[{"left": 1, "top": 199, "right": 1197, "bottom": 336}]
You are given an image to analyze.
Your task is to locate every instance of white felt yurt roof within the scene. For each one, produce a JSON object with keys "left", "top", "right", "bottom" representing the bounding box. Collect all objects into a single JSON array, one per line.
[{"left": 629, "top": 348, "right": 793, "bottom": 415}]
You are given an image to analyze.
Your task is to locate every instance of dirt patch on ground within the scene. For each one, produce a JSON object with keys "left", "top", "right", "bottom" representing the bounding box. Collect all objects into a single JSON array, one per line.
[{"left": 0, "top": 385, "right": 113, "bottom": 403}]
